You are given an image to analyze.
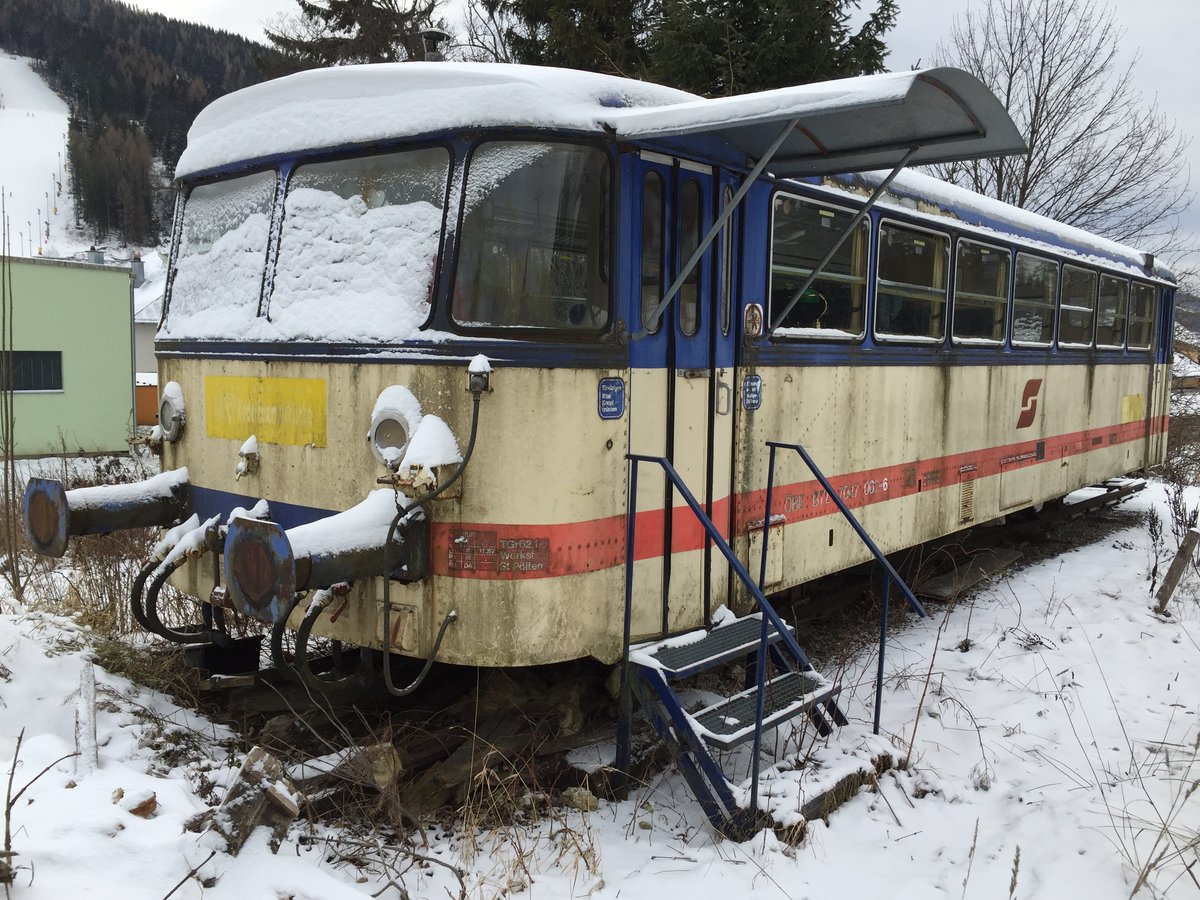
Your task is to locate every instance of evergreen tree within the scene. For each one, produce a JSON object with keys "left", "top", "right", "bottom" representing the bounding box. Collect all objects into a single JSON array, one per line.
[
  {"left": 649, "top": 0, "right": 897, "bottom": 95},
  {"left": 482, "top": 0, "right": 650, "bottom": 76},
  {"left": 490, "top": 0, "right": 897, "bottom": 93},
  {"left": 265, "top": 0, "right": 445, "bottom": 68}
]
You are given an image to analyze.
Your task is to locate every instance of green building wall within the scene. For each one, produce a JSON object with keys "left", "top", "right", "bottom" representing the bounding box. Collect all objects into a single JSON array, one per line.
[{"left": 5, "top": 257, "right": 134, "bottom": 456}]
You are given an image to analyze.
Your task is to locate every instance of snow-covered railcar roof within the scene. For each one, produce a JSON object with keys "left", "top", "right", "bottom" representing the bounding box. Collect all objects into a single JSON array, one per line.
[
  {"left": 828, "top": 170, "right": 1174, "bottom": 283},
  {"left": 175, "top": 62, "right": 1023, "bottom": 181}
]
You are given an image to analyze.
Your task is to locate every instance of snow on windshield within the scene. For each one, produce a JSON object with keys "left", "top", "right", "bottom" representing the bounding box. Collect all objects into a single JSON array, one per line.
[
  {"left": 268, "top": 191, "right": 442, "bottom": 341},
  {"left": 164, "top": 171, "right": 276, "bottom": 339},
  {"left": 163, "top": 147, "right": 451, "bottom": 344}
]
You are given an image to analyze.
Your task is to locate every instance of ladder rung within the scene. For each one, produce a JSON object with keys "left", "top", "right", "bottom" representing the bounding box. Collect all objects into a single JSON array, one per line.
[
  {"left": 629, "top": 613, "right": 795, "bottom": 679},
  {"left": 688, "top": 670, "right": 839, "bottom": 750}
]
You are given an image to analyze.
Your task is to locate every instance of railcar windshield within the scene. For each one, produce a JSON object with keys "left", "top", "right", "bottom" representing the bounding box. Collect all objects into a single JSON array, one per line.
[
  {"left": 452, "top": 142, "right": 609, "bottom": 331},
  {"left": 270, "top": 148, "right": 450, "bottom": 341},
  {"left": 167, "top": 170, "right": 277, "bottom": 337},
  {"left": 165, "top": 148, "right": 450, "bottom": 342}
]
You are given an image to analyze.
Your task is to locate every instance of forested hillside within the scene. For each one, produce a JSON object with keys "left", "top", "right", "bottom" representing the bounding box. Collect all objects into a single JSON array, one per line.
[{"left": 0, "top": 0, "right": 280, "bottom": 243}]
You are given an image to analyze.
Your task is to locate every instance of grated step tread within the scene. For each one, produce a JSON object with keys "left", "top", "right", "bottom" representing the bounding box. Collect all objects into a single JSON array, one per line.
[
  {"left": 690, "top": 670, "right": 838, "bottom": 749},
  {"left": 629, "top": 614, "right": 793, "bottom": 678}
]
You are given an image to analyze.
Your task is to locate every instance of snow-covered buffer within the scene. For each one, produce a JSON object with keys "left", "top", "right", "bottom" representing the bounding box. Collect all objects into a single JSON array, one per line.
[
  {"left": 23, "top": 468, "right": 191, "bottom": 558},
  {"left": 222, "top": 489, "right": 427, "bottom": 625}
]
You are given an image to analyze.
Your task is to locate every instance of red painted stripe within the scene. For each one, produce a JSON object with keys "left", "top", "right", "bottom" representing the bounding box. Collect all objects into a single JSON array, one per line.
[{"left": 431, "top": 416, "right": 1166, "bottom": 580}]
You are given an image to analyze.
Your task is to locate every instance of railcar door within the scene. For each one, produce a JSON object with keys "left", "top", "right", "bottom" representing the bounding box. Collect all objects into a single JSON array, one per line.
[{"left": 628, "top": 151, "right": 738, "bottom": 638}]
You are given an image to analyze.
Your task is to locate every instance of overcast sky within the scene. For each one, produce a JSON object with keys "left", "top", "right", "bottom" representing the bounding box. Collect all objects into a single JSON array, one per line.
[{"left": 121, "top": 0, "right": 1200, "bottom": 269}]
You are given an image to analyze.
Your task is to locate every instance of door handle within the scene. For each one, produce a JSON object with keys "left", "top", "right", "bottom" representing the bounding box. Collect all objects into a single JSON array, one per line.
[{"left": 716, "top": 379, "right": 732, "bottom": 416}]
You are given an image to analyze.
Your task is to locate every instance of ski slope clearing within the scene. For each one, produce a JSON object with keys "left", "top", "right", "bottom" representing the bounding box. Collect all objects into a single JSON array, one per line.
[
  {"left": 1, "top": 484, "right": 1197, "bottom": 899},
  {"left": 0, "top": 52, "right": 75, "bottom": 258}
]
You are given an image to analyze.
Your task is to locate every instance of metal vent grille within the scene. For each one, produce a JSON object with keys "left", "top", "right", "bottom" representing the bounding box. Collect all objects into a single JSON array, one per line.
[{"left": 959, "top": 478, "right": 976, "bottom": 524}]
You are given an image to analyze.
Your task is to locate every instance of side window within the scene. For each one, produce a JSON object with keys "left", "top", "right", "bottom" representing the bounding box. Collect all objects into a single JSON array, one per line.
[
  {"left": 770, "top": 193, "right": 868, "bottom": 338},
  {"left": 953, "top": 240, "right": 1009, "bottom": 343},
  {"left": 640, "top": 172, "right": 664, "bottom": 333},
  {"left": 1058, "top": 265, "right": 1097, "bottom": 347},
  {"left": 454, "top": 142, "right": 610, "bottom": 331},
  {"left": 1012, "top": 254, "right": 1056, "bottom": 346},
  {"left": 876, "top": 222, "right": 949, "bottom": 340},
  {"left": 1128, "top": 282, "right": 1156, "bottom": 349},
  {"left": 678, "top": 178, "right": 702, "bottom": 337},
  {"left": 1097, "top": 274, "right": 1128, "bottom": 348}
]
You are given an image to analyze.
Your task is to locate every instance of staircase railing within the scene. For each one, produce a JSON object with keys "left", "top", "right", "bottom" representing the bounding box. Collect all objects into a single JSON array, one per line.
[
  {"left": 762, "top": 441, "right": 927, "bottom": 735},
  {"left": 617, "top": 453, "right": 813, "bottom": 819}
]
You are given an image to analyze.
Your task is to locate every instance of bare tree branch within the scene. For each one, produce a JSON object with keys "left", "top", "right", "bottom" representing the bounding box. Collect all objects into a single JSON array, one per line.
[{"left": 930, "top": 0, "right": 1195, "bottom": 266}]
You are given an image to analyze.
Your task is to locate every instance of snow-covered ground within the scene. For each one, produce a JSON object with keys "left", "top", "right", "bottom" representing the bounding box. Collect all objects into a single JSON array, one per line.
[{"left": 1, "top": 483, "right": 1197, "bottom": 899}]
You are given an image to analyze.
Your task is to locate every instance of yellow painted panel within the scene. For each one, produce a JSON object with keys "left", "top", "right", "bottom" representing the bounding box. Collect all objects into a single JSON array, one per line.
[
  {"left": 204, "top": 375, "right": 327, "bottom": 446},
  {"left": 1121, "top": 394, "right": 1145, "bottom": 424}
]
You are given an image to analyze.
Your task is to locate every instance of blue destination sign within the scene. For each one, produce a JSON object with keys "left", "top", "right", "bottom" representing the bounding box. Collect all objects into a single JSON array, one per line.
[
  {"left": 598, "top": 377, "right": 625, "bottom": 419},
  {"left": 743, "top": 374, "right": 762, "bottom": 410}
]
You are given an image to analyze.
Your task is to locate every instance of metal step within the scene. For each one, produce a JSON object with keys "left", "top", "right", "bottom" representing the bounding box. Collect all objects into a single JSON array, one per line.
[
  {"left": 628, "top": 613, "right": 795, "bottom": 679},
  {"left": 688, "top": 670, "right": 839, "bottom": 750}
]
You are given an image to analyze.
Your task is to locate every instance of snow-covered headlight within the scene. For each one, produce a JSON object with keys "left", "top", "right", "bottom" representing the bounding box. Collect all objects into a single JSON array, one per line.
[
  {"left": 369, "top": 386, "right": 422, "bottom": 471},
  {"left": 158, "top": 381, "right": 186, "bottom": 443}
]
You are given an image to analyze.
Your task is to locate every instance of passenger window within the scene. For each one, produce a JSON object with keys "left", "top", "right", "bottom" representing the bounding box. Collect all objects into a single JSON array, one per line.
[
  {"left": 454, "top": 142, "right": 610, "bottom": 331},
  {"left": 640, "top": 173, "right": 664, "bottom": 333},
  {"left": 953, "top": 240, "right": 1009, "bottom": 343},
  {"left": 770, "top": 193, "right": 868, "bottom": 338},
  {"left": 679, "top": 178, "right": 702, "bottom": 337},
  {"left": 1128, "top": 282, "right": 1156, "bottom": 349},
  {"left": 876, "top": 222, "right": 949, "bottom": 340},
  {"left": 1058, "top": 265, "right": 1097, "bottom": 347},
  {"left": 1096, "top": 274, "right": 1128, "bottom": 348},
  {"left": 1012, "top": 254, "right": 1056, "bottom": 345}
]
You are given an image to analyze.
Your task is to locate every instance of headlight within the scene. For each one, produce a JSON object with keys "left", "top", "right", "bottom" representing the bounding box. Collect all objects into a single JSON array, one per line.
[
  {"left": 159, "top": 381, "right": 186, "bottom": 442},
  {"left": 369, "top": 386, "right": 422, "bottom": 470},
  {"left": 369, "top": 412, "right": 410, "bottom": 469}
]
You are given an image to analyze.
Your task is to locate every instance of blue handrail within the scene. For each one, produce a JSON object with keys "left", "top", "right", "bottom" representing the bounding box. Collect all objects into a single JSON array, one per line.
[
  {"left": 762, "top": 440, "right": 927, "bottom": 735},
  {"left": 617, "top": 453, "right": 811, "bottom": 822}
]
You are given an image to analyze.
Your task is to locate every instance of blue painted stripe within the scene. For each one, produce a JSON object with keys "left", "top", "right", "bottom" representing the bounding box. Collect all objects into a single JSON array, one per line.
[
  {"left": 192, "top": 485, "right": 334, "bottom": 532},
  {"left": 155, "top": 338, "right": 628, "bottom": 369}
]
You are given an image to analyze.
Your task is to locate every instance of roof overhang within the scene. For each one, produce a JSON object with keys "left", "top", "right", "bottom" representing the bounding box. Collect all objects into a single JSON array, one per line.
[{"left": 604, "top": 67, "right": 1026, "bottom": 176}]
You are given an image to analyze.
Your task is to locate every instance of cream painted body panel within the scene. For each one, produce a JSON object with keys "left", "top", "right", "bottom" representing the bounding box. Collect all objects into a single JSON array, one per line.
[
  {"left": 732, "top": 360, "right": 1167, "bottom": 608},
  {"left": 159, "top": 351, "right": 1165, "bottom": 666},
  {"left": 162, "top": 357, "right": 636, "bottom": 666}
]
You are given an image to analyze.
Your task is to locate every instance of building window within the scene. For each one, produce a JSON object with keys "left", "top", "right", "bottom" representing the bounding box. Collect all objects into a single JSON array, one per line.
[
  {"left": 953, "top": 240, "right": 1010, "bottom": 343},
  {"left": 2, "top": 351, "right": 63, "bottom": 392},
  {"left": 876, "top": 221, "right": 950, "bottom": 341},
  {"left": 770, "top": 193, "right": 868, "bottom": 338}
]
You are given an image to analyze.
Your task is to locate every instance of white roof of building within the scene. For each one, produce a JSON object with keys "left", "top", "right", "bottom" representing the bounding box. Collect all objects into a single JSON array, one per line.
[{"left": 176, "top": 63, "right": 1024, "bottom": 181}]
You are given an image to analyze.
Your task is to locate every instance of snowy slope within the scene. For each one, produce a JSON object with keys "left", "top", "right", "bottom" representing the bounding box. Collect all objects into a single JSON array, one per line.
[{"left": 0, "top": 52, "right": 80, "bottom": 258}]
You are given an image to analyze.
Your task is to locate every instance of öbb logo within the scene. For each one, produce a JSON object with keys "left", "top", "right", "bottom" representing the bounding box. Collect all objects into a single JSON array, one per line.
[{"left": 1016, "top": 378, "right": 1043, "bottom": 429}]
